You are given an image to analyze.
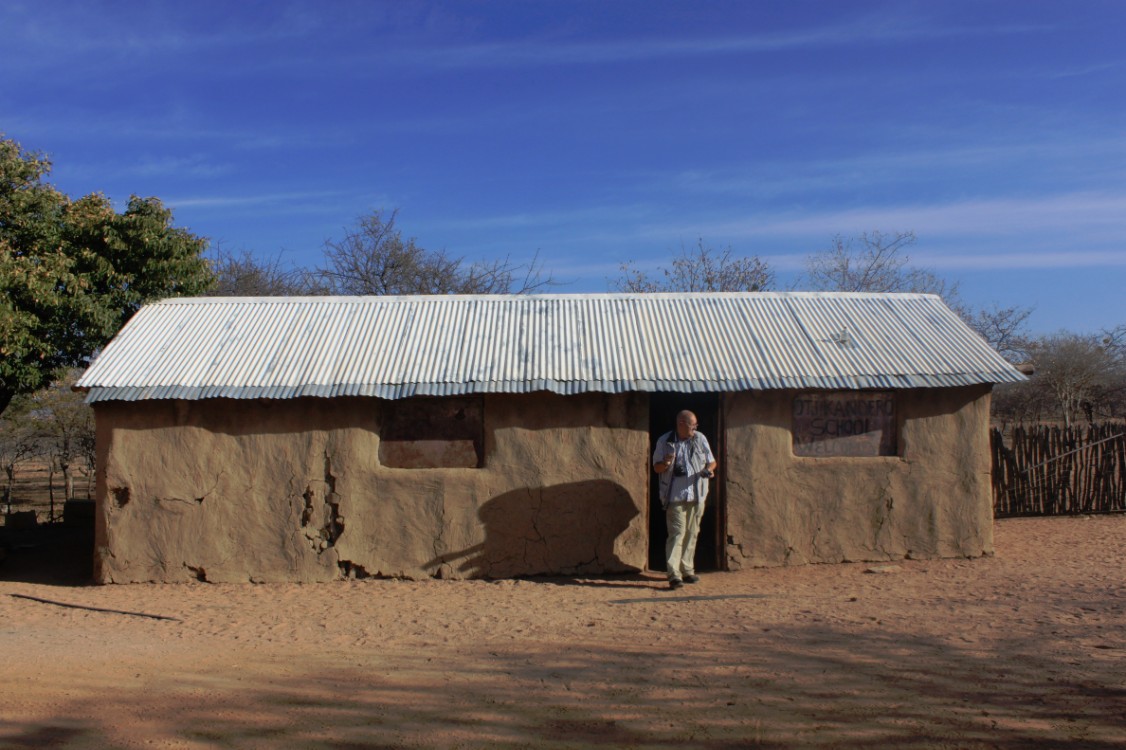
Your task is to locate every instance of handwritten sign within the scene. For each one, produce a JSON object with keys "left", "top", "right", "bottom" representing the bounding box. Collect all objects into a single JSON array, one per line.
[{"left": 792, "top": 392, "right": 897, "bottom": 457}]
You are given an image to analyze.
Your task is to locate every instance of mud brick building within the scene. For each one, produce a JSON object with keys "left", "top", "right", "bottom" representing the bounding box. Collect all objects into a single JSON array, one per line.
[{"left": 76, "top": 292, "right": 1025, "bottom": 583}]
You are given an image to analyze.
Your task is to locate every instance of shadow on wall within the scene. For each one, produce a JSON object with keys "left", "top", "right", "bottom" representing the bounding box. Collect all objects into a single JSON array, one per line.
[{"left": 427, "top": 480, "right": 640, "bottom": 579}]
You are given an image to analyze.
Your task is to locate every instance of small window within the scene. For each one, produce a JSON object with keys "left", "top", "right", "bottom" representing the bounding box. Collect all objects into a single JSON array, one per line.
[
  {"left": 379, "top": 396, "right": 484, "bottom": 468},
  {"left": 792, "top": 391, "right": 897, "bottom": 457}
]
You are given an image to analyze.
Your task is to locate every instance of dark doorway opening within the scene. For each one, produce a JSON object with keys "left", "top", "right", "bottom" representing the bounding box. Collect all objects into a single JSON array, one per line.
[{"left": 647, "top": 392, "right": 724, "bottom": 573}]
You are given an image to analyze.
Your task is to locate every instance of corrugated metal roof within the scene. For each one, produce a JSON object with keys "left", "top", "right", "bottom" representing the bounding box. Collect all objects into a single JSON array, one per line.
[{"left": 75, "top": 292, "right": 1027, "bottom": 402}]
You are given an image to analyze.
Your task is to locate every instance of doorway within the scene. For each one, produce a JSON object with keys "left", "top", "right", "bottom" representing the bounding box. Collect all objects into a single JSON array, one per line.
[{"left": 647, "top": 392, "right": 724, "bottom": 573}]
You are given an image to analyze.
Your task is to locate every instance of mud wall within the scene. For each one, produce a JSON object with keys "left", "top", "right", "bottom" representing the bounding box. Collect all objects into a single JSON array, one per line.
[
  {"left": 722, "top": 385, "right": 994, "bottom": 568},
  {"left": 93, "top": 393, "right": 649, "bottom": 583},
  {"left": 94, "top": 385, "right": 994, "bottom": 582}
]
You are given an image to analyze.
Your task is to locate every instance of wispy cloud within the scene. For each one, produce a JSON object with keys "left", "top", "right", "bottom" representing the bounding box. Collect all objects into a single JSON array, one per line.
[
  {"left": 1047, "top": 61, "right": 1123, "bottom": 80},
  {"left": 668, "top": 135, "right": 1126, "bottom": 201},
  {"left": 603, "top": 190, "right": 1126, "bottom": 277},
  {"left": 868, "top": 194, "right": 1122, "bottom": 238},
  {"left": 8, "top": 108, "right": 349, "bottom": 152},
  {"left": 389, "top": 8, "right": 1048, "bottom": 71},
  {"left": 123, "top": 155, "right": 232, "bottom": 179},
  {"left": 0, "top": 1, "right": 317, "bottom": 59},
  {"left": 674, "top": 192, "right": 1126, "bottom": 241},
  {"left": 168, "top": 190, "right": 350, "bottom": 210},
  {"left": 917, "top": 250, "right": 1126, "bottom": 271},
  {"left": 436, "top": 204, "right": 653, "bottom": 232}
]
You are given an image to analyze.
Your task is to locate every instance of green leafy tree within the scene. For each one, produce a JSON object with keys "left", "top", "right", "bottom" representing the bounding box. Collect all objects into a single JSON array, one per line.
[{"left": 0, "top": 135, "right": 213, "bottom": 417}]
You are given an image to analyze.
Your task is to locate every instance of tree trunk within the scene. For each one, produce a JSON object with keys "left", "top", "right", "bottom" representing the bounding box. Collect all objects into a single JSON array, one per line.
[
  {"left": 62, "top": 464, "right": 74, "bottom": 503},
  {"left": 48, "top": 462, "right": 56, "bottom": 523},
  {"left": 3, "top": 466, "right": 12, "bottom": 516}
]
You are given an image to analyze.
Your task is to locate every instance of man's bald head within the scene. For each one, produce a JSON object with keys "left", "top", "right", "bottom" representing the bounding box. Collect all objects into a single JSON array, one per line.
[{"left": 675, "top": 410, "right": 698, "bottom": 439}]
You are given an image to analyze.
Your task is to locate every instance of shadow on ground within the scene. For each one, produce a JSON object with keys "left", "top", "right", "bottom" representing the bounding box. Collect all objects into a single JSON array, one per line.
[
  {"left": 2, "top": 613, "right": 1122, "bottom": 748},
  {"left": 0, "top": 524, "right": 94, "bottom": 586}
]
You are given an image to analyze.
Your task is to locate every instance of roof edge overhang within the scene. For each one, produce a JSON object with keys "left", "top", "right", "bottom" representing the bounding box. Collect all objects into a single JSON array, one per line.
[{"left": 83, "top": 372, "right": 1023, "bottom": 403}]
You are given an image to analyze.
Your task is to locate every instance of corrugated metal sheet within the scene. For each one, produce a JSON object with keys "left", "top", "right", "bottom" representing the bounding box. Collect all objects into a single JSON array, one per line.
[{"left": 75, "top": 292, "right": 1027, "bottom": 402}]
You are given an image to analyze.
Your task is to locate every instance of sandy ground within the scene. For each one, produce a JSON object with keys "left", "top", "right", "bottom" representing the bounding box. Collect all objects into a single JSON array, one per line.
[{"left": 0, "top": 516, "right": 1123, "bottom": 749}]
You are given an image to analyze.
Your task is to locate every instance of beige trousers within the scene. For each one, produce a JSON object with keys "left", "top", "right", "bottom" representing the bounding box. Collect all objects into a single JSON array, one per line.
[{"left": 665, "top": 501, "right": 703, "bottom": 580}]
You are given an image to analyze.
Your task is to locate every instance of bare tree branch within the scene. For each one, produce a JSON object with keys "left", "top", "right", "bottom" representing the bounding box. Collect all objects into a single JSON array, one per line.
[
  {"left": 964, "top": 304, "right": 1034, "bottom": 364},
  {"left": 205, "top": 246, "right": 308, "bottom": 296},
  {"left": 613, "top": 239, "right": 773, "bottom": 293},
  {"left": 996, "top": 332, "right": 1126, "bottom": 426},
  {"left": 318, "top": 209, "right": 554, "bottom": 295},
  {"left": 800, "top": 231, "right": 953, "bottom": 295}
]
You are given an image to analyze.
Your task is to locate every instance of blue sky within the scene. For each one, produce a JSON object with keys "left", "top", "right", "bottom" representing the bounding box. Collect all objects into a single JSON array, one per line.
[{"left": 3, "top": 0, "right": 1124, "bottom": 335}]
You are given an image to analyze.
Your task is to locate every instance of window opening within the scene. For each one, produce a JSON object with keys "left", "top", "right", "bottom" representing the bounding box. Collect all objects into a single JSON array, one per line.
[{"left": 379, "top": 396, "right": 484, "bottom": 468}]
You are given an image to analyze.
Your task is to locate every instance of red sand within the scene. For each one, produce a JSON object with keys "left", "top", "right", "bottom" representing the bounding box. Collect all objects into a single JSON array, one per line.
[{"left": 1, "top": 515, "right": 1123, "bottom": 748}]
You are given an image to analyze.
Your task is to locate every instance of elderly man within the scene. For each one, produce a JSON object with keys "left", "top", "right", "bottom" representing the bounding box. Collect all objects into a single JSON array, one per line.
[{"left": 652, "top": 410, "right": 717, "bottom": 590}]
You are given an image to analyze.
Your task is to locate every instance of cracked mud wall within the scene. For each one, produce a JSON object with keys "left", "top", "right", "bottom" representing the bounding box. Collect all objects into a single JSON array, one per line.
[
  {"left": 722, "top": 385, "right": 994, "bottom": 569},
  {"left": 92, "top": 386, "right": 993, "bottom": 582},
  {"left": 93, "top": 393, "right": 649, "bottom": 583}
]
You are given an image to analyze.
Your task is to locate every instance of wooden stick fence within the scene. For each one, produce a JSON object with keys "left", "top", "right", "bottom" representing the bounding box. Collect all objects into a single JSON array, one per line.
[{"left": 992, "top": 423, "right": 1126, "bottom": 517}]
